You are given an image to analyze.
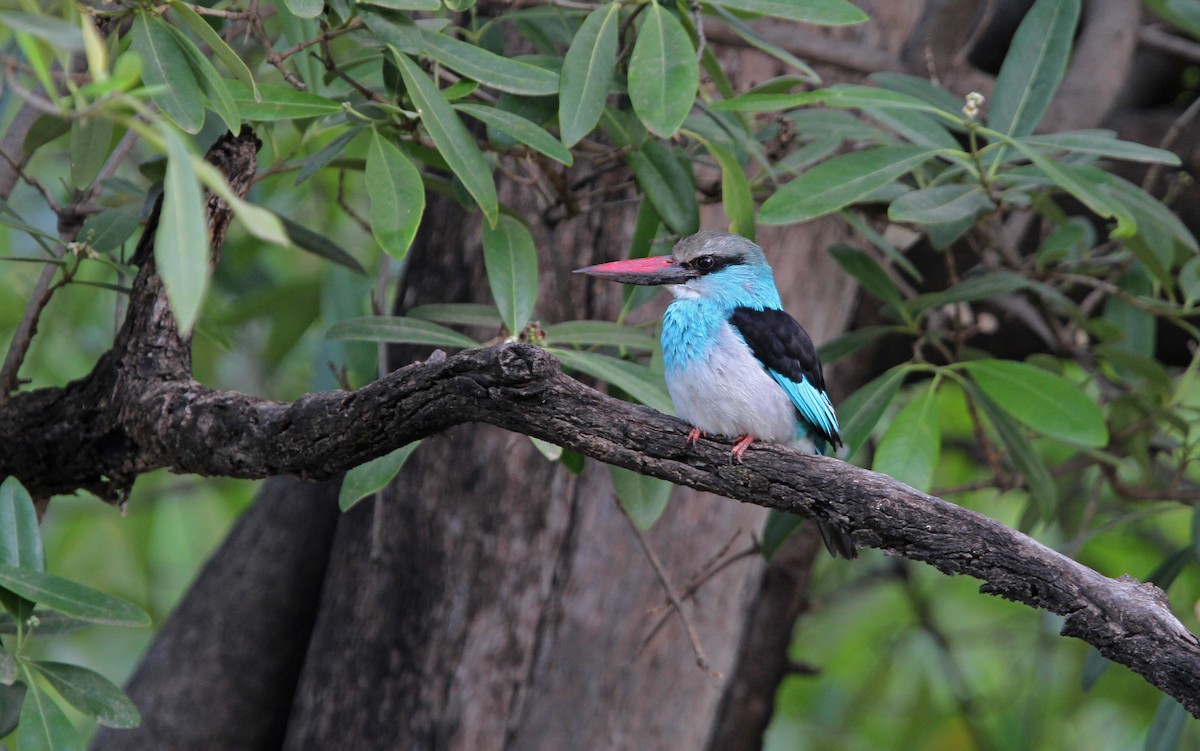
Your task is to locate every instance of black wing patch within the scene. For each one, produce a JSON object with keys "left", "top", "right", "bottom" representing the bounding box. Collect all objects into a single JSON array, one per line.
[{"left": 728, "top": 307, "right": 827, "bottom": 392}]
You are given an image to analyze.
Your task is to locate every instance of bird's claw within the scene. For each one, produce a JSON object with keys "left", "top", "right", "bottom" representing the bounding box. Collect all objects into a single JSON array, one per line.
[
  {"left": 685, "top": 427, "right": 704, "bottom": 447},
  {"left": 731, "top": 435, "right": 755, "bottom": 463}
]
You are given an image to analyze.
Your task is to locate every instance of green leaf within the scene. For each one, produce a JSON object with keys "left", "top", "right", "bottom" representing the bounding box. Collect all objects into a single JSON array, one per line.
[
  {"left": 226, "top": 81, "right": 343, "bottom": 120},
  {"left": 393, "top": 50, "right": 498, "bottom": 226},
  {"left": 760, "top": 146, "right": 939, "bottom": 225},
  {"left": 873, "top": 379, "right": 941, "bottom": 492},
  {"left": 703, "top": 0, "right": 866, "bottom": 24},
  {"left": 0, "top": 610, "right": 93, "bottom": 637},
  {"left": 628, "top": 1, "right": 698, "bottom": 138},
  {"left": 132, "top": 12, "right": 205, "bottom": 133},
  {"left": 558, "top": 3, "right": 620, "bottom": 147},
  {"left": 296, "top": 126, "right": 363, "bottom": 185},
  {"left": 828, "top": 245, "right": 904, "bottom": 307},
  {"left": 169, "top": 0, "right": 259, "bottom": 100},
  {"left": 455, "top": 103, "right": 573, "bottom": 165},
  {"left": 339, "top": 441, "right": 422, "bottom": 511},
  {"left": 1145, "top": 0, "right": 1200, "bottom": 37},
  {"left": 1182, "top": 256, "right": 1200, "bottom": 305},
  {"left": 707, "top": 5, "right": 818, "bottom": 83},
  {"left": 888, "top": 184, "right": 995, "bottom": 226},
  {"left": 1145, "top": 695, "right": 1188, "bottom": 751},
  {"left": 156, "top": 126, "right": 210, "bottom": 335},
  {"left": 961, "top": 359, "right": 1108, "bottom": 447},
  {"left": 0, "top": 478, "right": 43, "bottom": 572},
  {"left": 69, "top": 117, "right": 114, "bottom": 190},
  {"left": 277, "top": 214, "right": 367, "bottom": 273},
  {"left": 162, "top": 23, "right": 242, "bottom": 134},
  {"left": 609, "top": 465, "right": 672, "bottom": 529},
  {"left": 839, "top": 365, "right": 909, "bottom": 457},
  {"left": 285, "top": 0, "right": 324, "bottom": 17},
  {"left": 1080, "top": 647, "right": 1110, "bottom": 691},
  {"left": 407, "top": 303, "right": 503, "bottom": 327},
  {"left": 22, "top": 114, "right": 71, "bottom": 158},
  {"left": 553, "top": 349, "right": 674, "bottom": 415},
  {"left": 904, "top": 271, "right": 1033, "bottom": 317},
  {"left": 988, "top": 0, "right": 1080, "bottom": 138},
  {"left": 419, "top": 27, "right": 558, "bottom": 96},
  {"left": 697, "top": 137, "right": 754, "bottom": 240},
  {"left": 713, "top": 84, "right": 942, "bottom": 116},
  {"left": 817, "top": 325, "right": 893, "bottom": 364},
  {"left": 32, "top": 661, "right": 140, "bottom": 729},
  {"left": 0, "top": 564, "right": 150, "bottom": 626},
  {"left": 366, "top": 130, "right": 425, "bottom": 260},
  {"left": 326, "top": 316, "right": 480, "bottom": 349},
  {"left": 19, "top": 679, "right": 80, "bottom": 751},
  {"left": 0, "top": 683, "right": 25, "bottom": 738},
  {"left": 1002, "top": 140, "right": 1136, "bottom": 237},
  {"left": 961, "top": 380, "right": 1056, "bottom": 520},
  {"left": 1021, "top": 130, "right": 1181, "bottom": 165},
  {"left": 363, "top": 0, "right": 441, "bottom": 10},
  {"left": 543, "top": 320, "right": 658, "bottom": 350},
  {"left": 482, "top": 214, "right": 539, "bottom": 335},
  {"left": 79, "top": 208, "right": 141, "bottom": 255},
  {"left": 626, "top": 140, "right": 699, "bottom": 236},
  {"left": 0, "top": 11, "right": 84, "bottom": 49},
  {"left": 761, "top": 511, "right": 808, "bottom": 559}
]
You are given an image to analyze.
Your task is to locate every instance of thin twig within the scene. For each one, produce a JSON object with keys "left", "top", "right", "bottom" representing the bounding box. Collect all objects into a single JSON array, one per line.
[{"left": 618, "top": 500, "right": 718, "bottom": 678}]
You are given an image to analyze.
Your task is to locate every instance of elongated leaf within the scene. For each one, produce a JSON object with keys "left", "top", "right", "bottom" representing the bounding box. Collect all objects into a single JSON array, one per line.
[
  {"left": 1145, "top": 696, "right": 1188, "bottom": 751},
  {"left": 543, "top": 320, "right": 657, "bottom": 350},
  {"left": 339, "top": 441, "right": 422, "bottom": 511},
  {"left": 156, "top": 127, "right": 209, "bottom": 335},
  {"left": 559, "top": 3, "right": 620, "bottom": 147},
  {"left": 482, "top": 215, "right": 539, "bottom": 335},
  {"left": 704, "top": 0, "right": 866, "bottom": 24},
  {"left": 1145, "top": 0, "right": 1200, "bottom": 38},
  {"left": 79, "top": 208, "right": 140, "bottom": 255},
  {"left": 553, "top": 349, "right": 674, "bottom": 414},
  {"left": 962, "top": 380, "right": 1056, "bottom": 519},
  {"left": 296, "top": 126, "right": 363, "bottom": 185},
  {"left": 708, "top": 5, "right": 818, "bottom": 82},
  {"left": 394, "top": 50, "right": 498, "bottom": 225},
  {"left": 961, "top": 359, "right": 1107, "bottom": 447},
  {"left": 277, "top": 214, "right": 366, "bottom": 273},
  {"left": 407, "top": 303, "right": 502, "bottom": 327},
  {"left": 326, "top": 316, "right": 480, "bottom": 348},
  {"left": 1003, "top": 138, "right": 1136, "bottom": 237},
  {"left": 713, "top": 84, "right": 942, "bottom": 116},
  {"left": 1021, "top": 130, "right": 1181, "bottom": 165},
  {"left": 19, "top": 680, "right": 79, "bottom": 751},
  {"left": 626, "top": 140, "right": 699, "bottom": 236},
  {"left": 989, "top": 0, "right": 1080, "bottom": 137},
  {"left": 839, "top": 365, "right": 908, "bottom": 457},
  {"left": 817, "top": 325, "right": 893, "bottom": 364},
  {"left": 32, "top": 661, "right": 140, "bottom": 729},
  {"left": 697, "top": 137, "right": 754, "bottom": 240},
  {"left": 760, "top": 146, "right": 939, "bottom": 225},
  {"left": 828, "top": 245, "right": 903, "bottom": 307},
  {"left": 286, "top": 0, "right": 324, "bottom": 17},
  {"left": 889, "top": 184, "right": 994, "bottom": 226},
  {"left": 0, "top": 610, "right": 93, "bottom": 636},
  {"left": 163, "top": 23, "right": 241, "bottom": 134},
  {"left": 0, "top": 682, "right": 25, "bottom": 738},
  {"left": 366, "top": 130, "right": 425, "bottom": 260},
  {"left": 69, "top": 117, "right": 114, "bottom": 190},
  {"left": 0, "top": 478, "right": 43, "bottom": 572},
  {"left": 529, "top": 437, "right": 563, "bottom": 461},
  {"left": 904, "top": 271, "right": 1033, "bottom": 317},
  {"left": 609, "top": 465, "right": 672, "bottom": 529},
  {"left": 226, "top": 81, "right": 343, "bottom": 120},
  {"left": 132, "top": 12, "right": 205, "bottom": 133},
  {"left": 761, "top": 511, "right": 805, "bottom": 559},
  {"left": 873, "top": 379, "right": 941, "bottom": 492},
  {"left": 0, "top": 11, "right": 83, "bottom": 48},
  {"left": 455, "top": 103, "right": 573, "bottom": 165},
  {"left": 420, "top": 27, "right": 558, "bottom": 95},
  {"left": 169, "top": 0, "right": 259, "bottom": 100},
  {"left": 0, "top": 564, "right": 149, "bottom": 626},
  {"left": 629, "top": 1, "right": 698, "bottom": 138}
]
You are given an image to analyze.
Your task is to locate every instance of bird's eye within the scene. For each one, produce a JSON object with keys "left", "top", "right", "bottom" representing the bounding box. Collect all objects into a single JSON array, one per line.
[{"left": 695, "top": 255, "right": 716, "bottom": 272}]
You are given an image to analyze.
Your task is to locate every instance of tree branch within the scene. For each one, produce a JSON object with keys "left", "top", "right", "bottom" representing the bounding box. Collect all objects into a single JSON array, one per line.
[{"left": 5, "top": 342, "right": 1200, "bottom": 713}]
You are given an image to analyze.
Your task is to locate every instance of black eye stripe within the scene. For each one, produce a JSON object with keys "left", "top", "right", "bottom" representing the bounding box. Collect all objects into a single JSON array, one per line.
[{"left": 683, "top": 254, "right": 745, "bottom": 275}]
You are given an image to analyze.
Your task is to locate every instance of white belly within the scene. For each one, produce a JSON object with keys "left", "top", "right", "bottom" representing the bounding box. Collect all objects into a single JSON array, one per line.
[{"left": 665, "top": 325, "right": 799, "bottom": 444}]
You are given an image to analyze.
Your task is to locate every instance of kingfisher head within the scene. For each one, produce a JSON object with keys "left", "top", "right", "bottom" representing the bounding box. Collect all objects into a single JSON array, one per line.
[{"left": 574, "top": 231, "right": 780, "bottom": 308}]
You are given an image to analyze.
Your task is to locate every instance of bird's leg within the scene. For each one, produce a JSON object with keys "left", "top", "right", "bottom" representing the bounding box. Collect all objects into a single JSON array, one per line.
[
  {"left": 731, "top": 435, "right": 756, "bottom": 463},
  {"left": 685, "top": 427, "right": 704, "bottom": 447}
]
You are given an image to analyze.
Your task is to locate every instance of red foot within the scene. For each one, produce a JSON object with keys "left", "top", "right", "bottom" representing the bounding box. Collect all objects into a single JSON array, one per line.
[
  {"left": 731, "top": 435, "right": 756, "bottom": 463},
  {"left": 685, "top": 427, "right": 704, "bottom": 447}
]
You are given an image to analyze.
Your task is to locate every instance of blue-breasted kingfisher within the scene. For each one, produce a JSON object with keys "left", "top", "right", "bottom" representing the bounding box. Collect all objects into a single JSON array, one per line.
[{"left": 575, "top": 231, "right": 857, "bottom": 558}]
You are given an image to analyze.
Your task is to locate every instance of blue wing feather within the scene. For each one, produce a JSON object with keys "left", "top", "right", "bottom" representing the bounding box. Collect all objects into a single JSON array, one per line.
[{"left": 767, "top": 370, "right": 840, "bottom": 451}]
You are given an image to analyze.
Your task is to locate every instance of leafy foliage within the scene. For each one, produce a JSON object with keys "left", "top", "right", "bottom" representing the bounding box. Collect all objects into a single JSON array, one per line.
[{"left": 3, "top": 0, "right": 1200, "bottom": 746}]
